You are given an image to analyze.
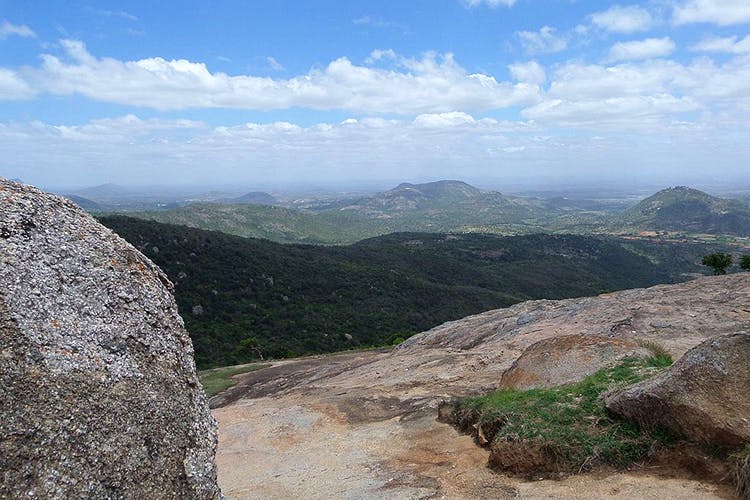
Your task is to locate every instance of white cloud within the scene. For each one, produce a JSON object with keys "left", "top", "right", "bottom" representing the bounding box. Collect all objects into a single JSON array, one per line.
[
  {"left": 691, "top": 35, "right": 750, "bottom": 53},
  {"left": 13, "top": 40, "right": 540, "bottom": 113},
  {"left": 413, "top": 111, "right": 477, "bottom": 128},
  {"left": 590, "top": 5, "right": 655, "bottom": 33},
  {"left": 4, "top": 111, "right": 748, "bottom": 189},
  {"left": 462, "top": 0, "right": 517, "bottom": 7},
  {"left": 517, "top": 26, "right": 568, "bottom": 54},
  {"left": 93, "top": 9, "right": 138, "bottom": 21},
  {"left": 673, "top": 0, "right": 750, "bottom": 25},
  {"left": 0, "top": 20, "right": 36, "bottom": 39},
  {"left": 365, "top": 49, "right": 397, "bottom": 64},
  {"left": 508, "top": 61, "right": 546, "bottom": 84},
  {"left": 608, "top": 37, "right": 676, "bottom": 62},
  {"left": 0, "top": 68, "right": 35, "bottom": 99},
  {"left": 266, "top": 56, "right": 284, "bottom": 71}
]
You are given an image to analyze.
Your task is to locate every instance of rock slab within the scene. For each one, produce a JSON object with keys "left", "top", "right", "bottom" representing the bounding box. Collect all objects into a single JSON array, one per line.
[
  {"left": 499, "top": 334, "right": 651, "bottom": 390},
  {"left": 0, "top": 179, "right": 220, "bottom": 499},
  {"left": 605, "top": 332, "right": 750, "bottom": 447}
]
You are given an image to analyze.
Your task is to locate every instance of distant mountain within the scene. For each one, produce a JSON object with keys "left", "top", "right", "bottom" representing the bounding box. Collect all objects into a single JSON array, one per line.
[
  {"left": 128, "top": 180, "right": 619, "bottom": 244},
  {"left": 619, "top": 186, "right": 750, "bottom": 235},
  {"left": 99, "top": 216, "right": 719, "bottom": 368},
  {"left": 228, "top": 191, "right": 278, "bottom": 206},
  {"left": 62, "top": 194, "right": 102, "bottom": 212}
]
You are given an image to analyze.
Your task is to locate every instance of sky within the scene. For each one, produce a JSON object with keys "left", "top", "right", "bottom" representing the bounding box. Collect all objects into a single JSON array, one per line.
[{"left": 1, "top": 0, "right": 750, "bottom": 190}]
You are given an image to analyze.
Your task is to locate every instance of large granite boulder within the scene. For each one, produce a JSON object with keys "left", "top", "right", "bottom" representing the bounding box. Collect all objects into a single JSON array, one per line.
[
  {"left": 500, "top": 334, "right": 651, "bottom": 390},
  {"left": 0, "top": 179, "right": 220, "bottom": 498},
  {"left": 605, "top": 332, "right": 750, "bottom": 447}
]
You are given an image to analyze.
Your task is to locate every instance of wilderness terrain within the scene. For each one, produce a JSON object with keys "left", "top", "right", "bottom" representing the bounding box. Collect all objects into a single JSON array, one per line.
[
  {"left": 99, "top": 216, "right": 732, "bottom": 368},
  {"left": 211, "top": 273, "right": 750, "bottom": 499}
]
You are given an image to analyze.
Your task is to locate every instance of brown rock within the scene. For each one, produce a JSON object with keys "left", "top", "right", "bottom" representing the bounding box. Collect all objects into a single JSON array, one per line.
[
  {"left": 0, "top": 179, "right": 220, "bottom": 499},
  {"left": 500, "top": 334, "right": 650, "bottom": 390},
  {"left": 605, "top": 332, "right": 750, "bottom": 447}
]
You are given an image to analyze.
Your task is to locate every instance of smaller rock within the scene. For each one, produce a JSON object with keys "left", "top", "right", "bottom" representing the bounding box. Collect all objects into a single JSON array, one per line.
[
  {"left": 605, "top": 332, "right": 750, "bottom": 447},
  {"left": 500, "top": 334, "right": 650, "bottom": 390},
  {"left": 192, "top": 304, "right": 204, "bottom": 315}
]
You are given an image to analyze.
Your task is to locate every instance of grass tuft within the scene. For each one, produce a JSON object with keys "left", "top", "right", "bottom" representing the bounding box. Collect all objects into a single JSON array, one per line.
[
  {"left": 732, "top": 445, "right": 750, "bottom": 499},
  {"left": 453, "top": 358, "right": 673, "bottom": 474},
  {"left": 638, "top": 340, "right": 674, "bottom": 368},
  {"left": 198, "top": 363, "right": 269, "bottom": 397}
]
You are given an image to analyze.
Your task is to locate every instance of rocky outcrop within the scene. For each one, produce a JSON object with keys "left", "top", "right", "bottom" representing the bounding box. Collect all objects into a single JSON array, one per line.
[
  {"left": 499, "top": 334, "right": 650, "bottom": 390},
  {"left": 605, "top": 333, "right": 750, "bottom": 447},
  {"left": 0, "top": 179, "right": 220, "bottom": 498}
]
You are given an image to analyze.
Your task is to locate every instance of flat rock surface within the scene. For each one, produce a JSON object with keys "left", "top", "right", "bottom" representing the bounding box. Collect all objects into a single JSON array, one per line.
[{"left": 213, "top": 273, "right": 750, "bottom": 498}]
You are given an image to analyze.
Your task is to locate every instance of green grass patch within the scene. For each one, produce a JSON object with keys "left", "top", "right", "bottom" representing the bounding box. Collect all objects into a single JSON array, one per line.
[
  {"left": 638, "top": 340, "right": 674, "bottom": 368},
  {"left": 453, "top": 358, "right": 674, "bottom": 474},
  {"left": 199, "top": 363, "right": 269, "bottom": 397}
]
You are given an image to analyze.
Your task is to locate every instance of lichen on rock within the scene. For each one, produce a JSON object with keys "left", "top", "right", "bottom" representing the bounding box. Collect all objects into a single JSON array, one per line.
[{"left": 0, "top": 179, "right": 220, "bottom": 499}]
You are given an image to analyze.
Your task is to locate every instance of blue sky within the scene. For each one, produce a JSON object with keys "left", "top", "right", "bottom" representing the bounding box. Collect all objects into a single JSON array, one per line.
[{"left": 1, "top": 0, "right": 750, "bottom": 189}]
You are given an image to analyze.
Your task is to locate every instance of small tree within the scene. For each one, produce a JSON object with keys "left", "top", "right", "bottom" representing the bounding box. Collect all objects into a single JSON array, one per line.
[
  {"left": 741, "top": 255, "right": 750, "bottom": 271},
  {"left": 702, "top": 253, "right": 733, "bottom": 275},
  {"left": 236, "top": 337, "right": 264, "bottom": 360}
]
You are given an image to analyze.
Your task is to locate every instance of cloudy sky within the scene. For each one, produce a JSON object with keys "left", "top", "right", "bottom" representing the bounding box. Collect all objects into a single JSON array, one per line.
[{"left": 1, "top": 0, "right": 750, "bottom": 189}]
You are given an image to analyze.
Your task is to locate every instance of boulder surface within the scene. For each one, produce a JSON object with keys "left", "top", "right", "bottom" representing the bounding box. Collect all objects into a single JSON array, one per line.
[
  {"left": 605, "top": 332, "right": 750, "bottom": 447},
  {"left": 0, "top": 179, "right": 220, "bottom": 498},
  {"left": 499, "top": 334, "right": 650, "bottom": 390}
]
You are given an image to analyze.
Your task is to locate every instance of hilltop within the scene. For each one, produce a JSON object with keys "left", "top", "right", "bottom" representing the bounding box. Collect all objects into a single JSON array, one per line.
[{"left": 618, "top": 186, "right": 750, "bottom": 235}]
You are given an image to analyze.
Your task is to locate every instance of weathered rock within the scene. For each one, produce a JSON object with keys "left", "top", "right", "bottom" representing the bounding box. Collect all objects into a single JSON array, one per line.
[
  {"left": 0, "top": 179, "right": 220, "bottom": 499},
  {"left": 500, "top": 334, "right": 651, "bottom": 390},
  {"left": 605, "top": 332, "right": 750, "bottom": 447}
]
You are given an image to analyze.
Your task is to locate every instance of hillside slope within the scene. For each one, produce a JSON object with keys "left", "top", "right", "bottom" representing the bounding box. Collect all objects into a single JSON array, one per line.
[
  {"left": 618, "top": 186, "right": 750, "bottom": 235},
  {"left": 99, "top": 216, "right": 718, "bottom": 368}
]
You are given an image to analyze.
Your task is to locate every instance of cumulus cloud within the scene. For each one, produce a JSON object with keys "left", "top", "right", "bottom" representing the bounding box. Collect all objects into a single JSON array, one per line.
[
  {"left": 4, "top": 111, "right": 748, "bottom": 188},
  {"left": 508, "top": 61, "right": 546, "bottom": 85},
  {"left": 673, "top": 0, "right": 750, "bottom": 25},
  {"left": 691, "top": 35, "right": 750, "bottom": 53},
  {"left": 590, "top": 5, "right": 655, "bottom": 33},
  {"left": 608, "top": 37, "right": 676, "bottom": 62},
  {"left": 0, "top": 68, "right": 35, "bottom": 99},
  {"left": 0, "top": 20, "right": 35, "bottom": 39},
  {"left": 13, "top": 40, "right": 540, "bottom": 113},
  {"left": 517, "top": 26, "right": 568, "bottom": 54}
]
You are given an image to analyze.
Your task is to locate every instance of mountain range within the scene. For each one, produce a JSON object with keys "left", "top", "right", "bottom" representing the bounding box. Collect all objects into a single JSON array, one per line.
[{"left": 123, "top": 181, "right": 750, "bottom": 244}]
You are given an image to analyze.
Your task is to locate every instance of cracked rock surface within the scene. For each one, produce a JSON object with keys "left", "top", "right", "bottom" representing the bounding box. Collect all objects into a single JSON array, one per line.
[{"left": 0, "top": 179, "right": 220, "bottom": 499}]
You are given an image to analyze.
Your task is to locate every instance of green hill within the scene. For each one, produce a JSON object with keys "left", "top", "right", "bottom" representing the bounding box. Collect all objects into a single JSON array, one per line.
[
  {"left": 129, "top": 180, "right": 589, "bottom": 244},
  {"left": 100, "top": 216, "right": 719, "bottom": 368},
  {"left": 618, "top": 186, "right": 750, "bottom": 235}
]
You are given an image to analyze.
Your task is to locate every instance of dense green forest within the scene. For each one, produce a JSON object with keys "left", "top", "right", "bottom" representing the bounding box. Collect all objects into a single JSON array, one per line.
[{"left": 100, "top": 216, "right": 719, "bottom": 368}]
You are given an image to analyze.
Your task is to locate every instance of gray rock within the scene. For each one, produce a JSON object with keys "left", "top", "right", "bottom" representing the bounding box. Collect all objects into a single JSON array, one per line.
[
  {"left": 605, "top": 332, "right": 750, "bottom": 447},
  {"left": 0, "top": 179, "right": 220, "bottom": 499}
]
